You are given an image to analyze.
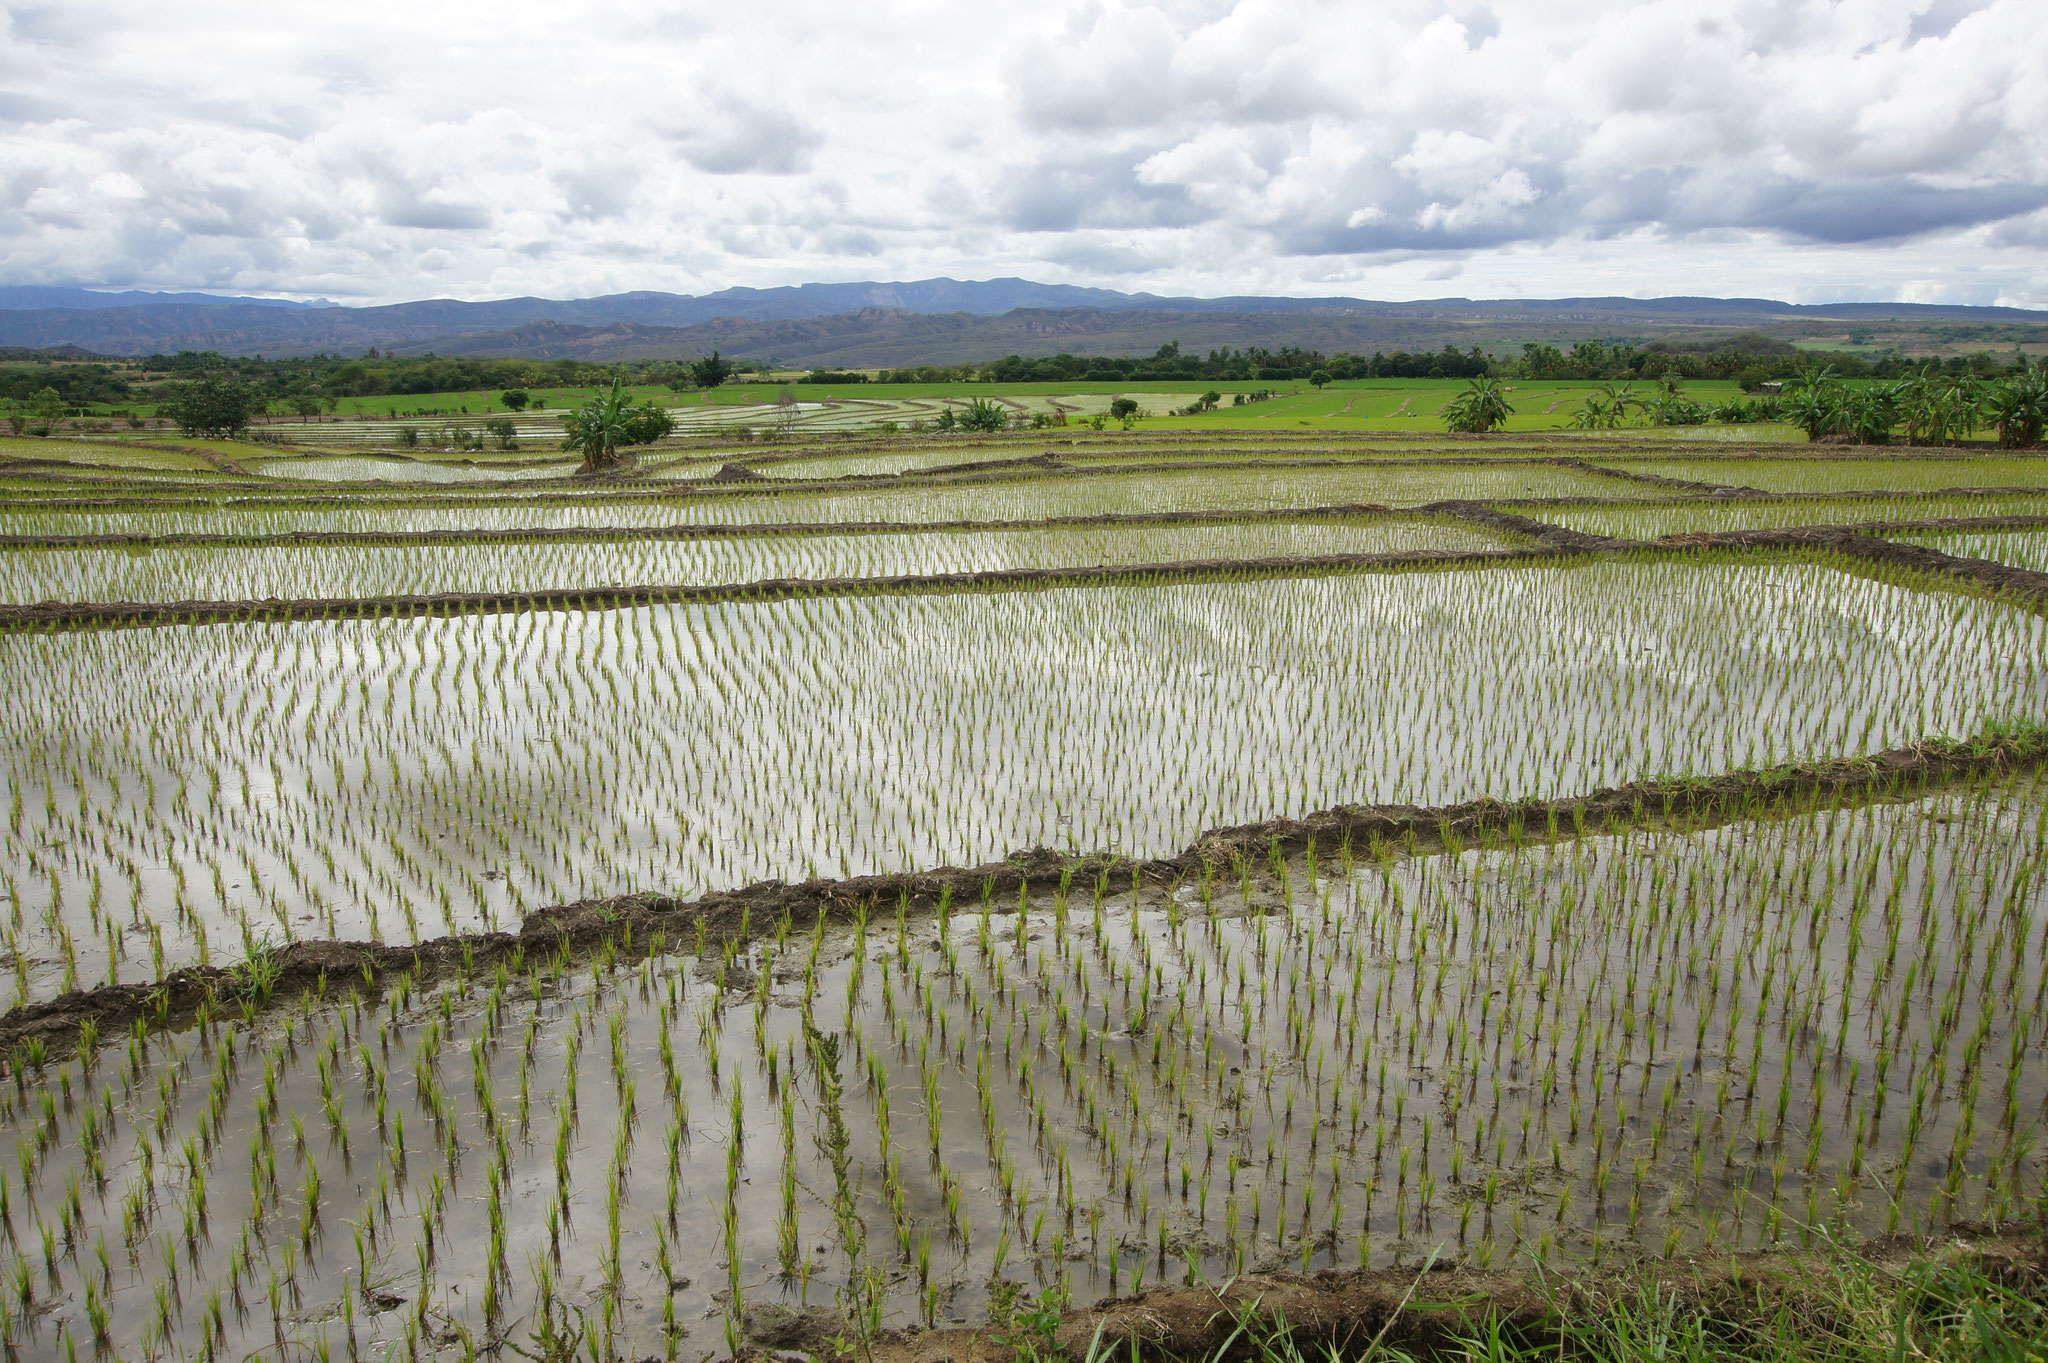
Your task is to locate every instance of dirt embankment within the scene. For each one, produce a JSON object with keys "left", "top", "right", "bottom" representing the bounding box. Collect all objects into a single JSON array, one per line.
[
  {"left": 1425, "top": 500, "right": 1644, "bottom": 551},
  {"left": 1551, "top": 457, "right": 1769, "bottom": 496},
  {"left": 2, "top": 729, "right": 2039, "bottom": 1061},
  {"left": 853, "top": 1229, "right": 2046, "bottom": 1363}
]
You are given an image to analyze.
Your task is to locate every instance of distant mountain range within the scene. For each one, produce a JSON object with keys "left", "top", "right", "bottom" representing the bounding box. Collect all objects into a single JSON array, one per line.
[{"left": 0, "top": 278, "right": 2040, "bottom": 364}]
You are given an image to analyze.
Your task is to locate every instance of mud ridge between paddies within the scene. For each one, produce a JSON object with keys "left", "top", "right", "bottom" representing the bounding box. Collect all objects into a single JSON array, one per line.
[
  {"left": 844, "top": 1227, "right": 2047, "bottom": 1363},
  {"left": 2, "top": 724, "right": 2041, "bottom": 1062},
  {"left": 6, "top": 519, "right": 2045, "bottom": 631}
]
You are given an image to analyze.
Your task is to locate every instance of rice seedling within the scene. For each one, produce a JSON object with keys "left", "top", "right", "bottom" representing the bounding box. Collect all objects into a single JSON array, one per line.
[
  {"left": 4, "top": 441, "right": 2047, "bottom": 1358},
  {"left": 1, "top": 553, "right": 2038, "bottom": 1001}
]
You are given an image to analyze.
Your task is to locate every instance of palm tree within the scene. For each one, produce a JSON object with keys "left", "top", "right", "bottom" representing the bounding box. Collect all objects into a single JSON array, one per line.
[
  {"left": 1441, "top": 376, "right": 1515, "bottom": 433},
  {"left": 561, "top": 379, "right": 638, "bottom": 474}
]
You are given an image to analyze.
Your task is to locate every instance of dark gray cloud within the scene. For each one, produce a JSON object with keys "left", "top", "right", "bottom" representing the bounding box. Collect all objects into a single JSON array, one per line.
[
  {"left": 992, "top": 150, "right": 1207, "bottom": 233},
  {"left": 665, "top": 93, "right": 823, "bottom": 176},
  {"left": 1908, "top": 0, "right": 1988, "bottom": 42},
  {"left": 1704, "top": 178, "right": 2048, "bottom": 245}
]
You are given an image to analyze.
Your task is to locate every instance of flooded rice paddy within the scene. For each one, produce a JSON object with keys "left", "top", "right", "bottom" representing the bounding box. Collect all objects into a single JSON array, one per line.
[
  {"left": 1, "top": 773, "right": 2040, "bottom": 1360},
  {"left": 1892, "top": 528, "right": 2048, "bottom": 575},
  {"left": 0, "top": 556, "right": 2040, "bottom": 1004},
  {"left": 1519, "top": 494, "right": 2048, "bottom": 541},
  {"left": 0, "top": 516, "right": 1509, "bottom": 605},
  {"left": 4, "top": 436, "right": 2047, "bottom": 1362}
]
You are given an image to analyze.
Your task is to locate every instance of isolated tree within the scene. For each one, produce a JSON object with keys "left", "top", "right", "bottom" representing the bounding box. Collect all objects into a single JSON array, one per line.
[
  {"left": 160, "top": 376, "right": 258, "bottom": 439},
  {"left": 623, "top": 404, "right": 675, "bottom": 444},
  {"left": 28, "top": 386, "right": 66, "bottom": 434},
  {"left": 499, "top": 389, "right": 531, "bottom": 412},
  {"left": 1440, "top": 376, "right": 1514, "bottom": 433},
  {"left": 689, "top": 350, "right": 736, "bottom": 389},
  {"left": 1308, "top": 370, "right": 1332, "bottom": 389},
  {"left": 1108, "top": 397, "right": 1139, "bottom": 420},
  {"left": 292, "top": 395, "right": 322, "bottom": 423}
]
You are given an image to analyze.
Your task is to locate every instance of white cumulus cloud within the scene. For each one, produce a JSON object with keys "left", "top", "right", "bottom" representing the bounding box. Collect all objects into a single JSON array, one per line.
[{"left": 0, "top": 0, "right": 2040, "bottom": 304}]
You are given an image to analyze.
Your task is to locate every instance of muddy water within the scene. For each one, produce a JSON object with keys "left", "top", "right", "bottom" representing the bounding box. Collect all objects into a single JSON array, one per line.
[
  {"left": 0, "top": 558, "right": 2041, "bottom": 1004},
  {"left": 2, "top": 777, "right": 2042, "bottom": 1360}
]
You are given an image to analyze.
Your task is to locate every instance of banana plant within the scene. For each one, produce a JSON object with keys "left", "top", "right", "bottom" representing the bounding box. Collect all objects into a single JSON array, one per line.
[
  {"left": 561, "top": 378, "right": 638, "bottom": 474},
  {"left": 1983, "top": 371, "right": 2048, "bottom": 448},
  {"left": 1567, "top": 382, "right": 1635, "bottom": 430},
  {"left": 1899, "top": 369, "right": 1983, "bottom": 446},
  {"left": 1441, "top": 376, "right": 1515, "bottom": 433}
]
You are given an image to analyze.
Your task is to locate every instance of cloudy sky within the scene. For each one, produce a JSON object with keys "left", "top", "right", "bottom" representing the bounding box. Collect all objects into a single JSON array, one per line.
[{"left": 3, "top": 0, "right": 2045, "bottom": 307}]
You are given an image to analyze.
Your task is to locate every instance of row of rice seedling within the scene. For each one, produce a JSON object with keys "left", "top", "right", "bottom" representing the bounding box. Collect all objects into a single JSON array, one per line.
[
  {"left": 1581, "top": 455, "right": 2048, "bottom": 495},
  {"left": 1889, "top": 529, "right": 2048, "bottom": 574},
  {"left": 0, "top": 515, "right": 1511, "bottom": 605},
  {"left": 0, "top": 463, "right": 263, "bottom": 487},
  {"left": 1, "top": 553, "right": 2039, "bottom": 1001},
  {"left": 0, "top": 440, "right": 225, "bottom": 473},
  {"left": 1516, "top": 493, "right": 2048, "bottom": 541},
  {"left": 733, "top": 434, "right": 1679, "bottom": 477},
  {"left": 0, "top": 462, "right": 1669, "bottom": 541},
  {"left": 239, "top": 456, "right": 581, "bottom": 485},
  {"left": 750, "top": 451, "right": 1029, "bottom": 480},
  {"left": 630, "top": 460, "right": 1645, "bottom": 508},
  {"left": 0, "top": 766, "right": 2038, "bottom": 1360}
]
